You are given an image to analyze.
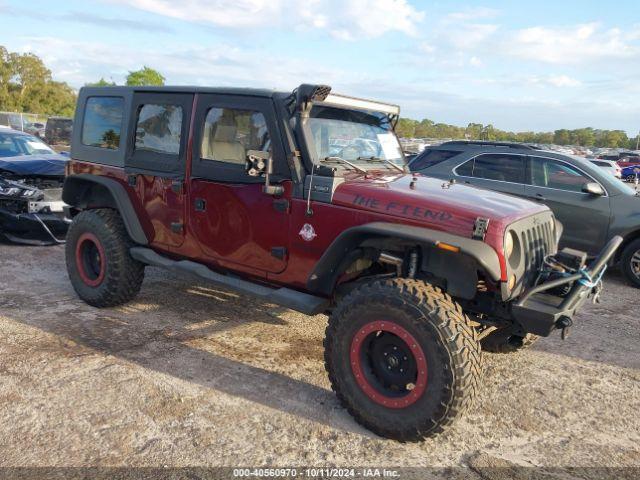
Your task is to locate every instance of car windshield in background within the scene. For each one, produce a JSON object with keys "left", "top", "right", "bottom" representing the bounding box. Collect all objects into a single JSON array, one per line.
[
  {"left": 308, "top": 106, "right": 404, "bottom": 173},
  {"left": 0, "top": 132, "right": 56, "bottom": 157}
]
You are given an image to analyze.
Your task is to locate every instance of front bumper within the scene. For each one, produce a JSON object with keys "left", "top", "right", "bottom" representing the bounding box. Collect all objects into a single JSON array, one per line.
[
  {"left": 510, "top": 236, "right": 623, "bottom": 336},
  {"left": 0, "top": 209, "right": 70, "bottom": 245}
]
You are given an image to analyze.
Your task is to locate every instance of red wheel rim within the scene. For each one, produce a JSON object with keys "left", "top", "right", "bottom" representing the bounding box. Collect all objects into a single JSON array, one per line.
[
  {"left": 75, "top": 232, "right": 106, "bottom": 287},
  {"left": 350, "top": 320, "right": 428, "bottom": 409}
]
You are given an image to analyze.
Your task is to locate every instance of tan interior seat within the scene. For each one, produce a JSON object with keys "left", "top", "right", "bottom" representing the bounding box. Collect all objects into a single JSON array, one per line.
[{"left": 202, "top": 113, "right": 245, "bottom": 164}]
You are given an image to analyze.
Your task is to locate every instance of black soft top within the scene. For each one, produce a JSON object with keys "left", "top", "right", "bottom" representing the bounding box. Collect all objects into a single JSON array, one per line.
[{"left": 79, "top": 85, "right": 286, "bottom": 98}]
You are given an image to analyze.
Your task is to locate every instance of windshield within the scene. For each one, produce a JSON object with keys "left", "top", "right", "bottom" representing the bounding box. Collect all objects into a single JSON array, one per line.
[
  {"left": 308, "top": 106, "right": 404, "bottom": 173},
  {"left": 0, "top": 132, "right": 56, "bottom": 157}
]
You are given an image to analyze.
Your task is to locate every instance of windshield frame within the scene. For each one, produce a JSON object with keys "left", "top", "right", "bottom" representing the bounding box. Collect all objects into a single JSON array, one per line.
[{"left": 304, "top": 104, "right": 405, "bottom": 174}]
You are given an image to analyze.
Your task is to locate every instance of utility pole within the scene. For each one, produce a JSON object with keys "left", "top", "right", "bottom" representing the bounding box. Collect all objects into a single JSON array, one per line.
[{"left": 636, "top": 130, "right": 639, "bottom": 151}]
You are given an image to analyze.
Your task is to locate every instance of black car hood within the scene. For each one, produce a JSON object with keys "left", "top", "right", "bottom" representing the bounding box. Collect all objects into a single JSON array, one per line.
[{"left": 0, "top": 154, "right": 68, "bottom": 177}]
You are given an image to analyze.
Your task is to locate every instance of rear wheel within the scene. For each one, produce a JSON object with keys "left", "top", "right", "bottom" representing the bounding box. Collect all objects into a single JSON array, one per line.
[
  {"left": 621, "top": 239, "right": 640, "bottom": 288},
  {"left": 66, "top": 209, "right": 145, "bottom": 307},
  {"left": 324, "top": 278, "right": 482, "bottom": 441}
]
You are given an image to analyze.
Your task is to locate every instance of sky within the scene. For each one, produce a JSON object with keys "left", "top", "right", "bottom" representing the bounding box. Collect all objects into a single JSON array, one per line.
[{"left": 1, "top": 0, "right": 639, "bottom": 134}]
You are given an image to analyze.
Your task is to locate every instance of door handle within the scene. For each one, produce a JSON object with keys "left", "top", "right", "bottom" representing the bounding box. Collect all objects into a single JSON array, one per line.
[{"left": 194, "top": 198, "right": 206, "bottom": 212}]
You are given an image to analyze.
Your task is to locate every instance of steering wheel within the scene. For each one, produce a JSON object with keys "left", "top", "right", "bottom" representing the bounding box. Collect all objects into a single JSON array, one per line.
[{"left": 339, "top": 145, "right": 361, "bottom": 161}]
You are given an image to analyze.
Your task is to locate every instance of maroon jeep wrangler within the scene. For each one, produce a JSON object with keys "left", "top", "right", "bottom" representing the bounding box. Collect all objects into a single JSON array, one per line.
[{"left": 63, "top": 84, "right": 620, "bottom": 441}]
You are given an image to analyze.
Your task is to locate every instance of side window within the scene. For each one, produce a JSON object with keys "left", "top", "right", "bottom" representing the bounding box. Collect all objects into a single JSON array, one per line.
[
  {"left": 471, "top": 154, "right": 525, "bottom": 183},
  {"left": 531, "top": 158, "right": 592, "bottom": 193},
  {"left": 82, "top": 97, "right": 124, "bottom": 149},
  {"left": 410, "top": 149, "right": 461, "bottom": 171},
  {"left": 201, "top": 107, "right": 270, "bottom": 165},
  {"left": 455, "top": 159, "right": 474, "bottom": 176},
  {"left": 134, "top": 104, "right": 182, "bottom": 155}
]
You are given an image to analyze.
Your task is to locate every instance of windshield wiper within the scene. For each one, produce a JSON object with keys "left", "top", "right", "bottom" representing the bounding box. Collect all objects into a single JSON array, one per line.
[
  {"left": 322, "top": 156, "right": 368, "bottom": 174},
  {"left": 357, "top": 156, "right": 406, "bottom": 173}
]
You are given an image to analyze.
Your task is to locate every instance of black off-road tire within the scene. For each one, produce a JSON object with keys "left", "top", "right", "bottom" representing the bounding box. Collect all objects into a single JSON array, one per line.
[
  {"left": 66, "top": 209, "right": 145, "bottom": 307},
  {"left": 480, "top": 328, "right": 539, "bottom": 353},
  {"left": 620, "top": 239, "right": 640, "bottom": 288},
  {"left": 324, "top": 278, "right": 482, "bottom": 441}
]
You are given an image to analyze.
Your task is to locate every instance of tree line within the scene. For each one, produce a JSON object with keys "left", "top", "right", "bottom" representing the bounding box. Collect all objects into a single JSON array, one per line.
[
  {"left": 396, "top": 118, "right": 637, "bottom": 149},
  {"left": 1, "top": 46, "right": 636, "bottom": 148},
  {"left": 0, "top": 45, "right": 165, "bottom": 118}
]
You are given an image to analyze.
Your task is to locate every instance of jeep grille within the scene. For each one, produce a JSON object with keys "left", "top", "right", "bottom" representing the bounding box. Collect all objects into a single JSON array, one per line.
[{"left": 510, "top": 212, "right": 557, "bottom": 288}]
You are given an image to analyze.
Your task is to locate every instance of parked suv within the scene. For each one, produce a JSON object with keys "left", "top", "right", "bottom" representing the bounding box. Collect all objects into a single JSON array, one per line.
[
  {"left": 410, "top": 141, "right": 640, "bottom": 287},
  {"left": 44, "top": 116, "right": 73, "bottom": 145},
  {"left": 63, "top": 86, "right": 620, "bottom": 441}
]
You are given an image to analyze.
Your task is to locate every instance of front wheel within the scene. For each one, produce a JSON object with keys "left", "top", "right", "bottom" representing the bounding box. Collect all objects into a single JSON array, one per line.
[
  {"left": 324, "top": 278, "right": 482, "bottom": 441},
  {"left": 621, "top": 239, "right": 640, "bottom": 288}
]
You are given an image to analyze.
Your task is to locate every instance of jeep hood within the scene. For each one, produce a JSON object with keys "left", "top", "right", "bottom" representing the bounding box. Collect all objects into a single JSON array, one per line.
[{"left": 332, "top": 172, "right": 549, "bottom": 237}]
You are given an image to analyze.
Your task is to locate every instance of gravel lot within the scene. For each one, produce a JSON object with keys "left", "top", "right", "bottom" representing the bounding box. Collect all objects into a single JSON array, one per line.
[{"left": 0, "top": 242, "right": 638, "bottom": 475}]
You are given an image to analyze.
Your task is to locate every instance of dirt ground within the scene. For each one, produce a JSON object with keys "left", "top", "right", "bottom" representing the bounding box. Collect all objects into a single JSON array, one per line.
[{"left": 0, "top": 242, "right": 638, "bottom": 474}]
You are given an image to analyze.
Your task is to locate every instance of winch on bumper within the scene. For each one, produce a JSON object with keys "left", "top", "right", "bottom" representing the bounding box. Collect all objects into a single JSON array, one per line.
[{"left": 511, "top": 236, "right": 623, "bottom": 337}]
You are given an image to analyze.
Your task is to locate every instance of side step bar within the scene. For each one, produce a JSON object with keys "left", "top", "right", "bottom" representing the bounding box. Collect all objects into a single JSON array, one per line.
[{"left": 130, "top": 247, "right": 329, "bottom": 316}]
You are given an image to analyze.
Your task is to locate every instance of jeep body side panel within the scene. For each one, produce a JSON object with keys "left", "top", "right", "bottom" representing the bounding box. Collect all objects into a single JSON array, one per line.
[
  {"left": 265, "top": 197, "right": 504, "bottom": 295},
  {"left": 64, "top": 161, "right": 173, "bottom": 252},
  {"left": 63, "top": 173, "right": 148, "bottom": 245},
  {"left": 306, "top": 222, "right": 501, "bottom": 297}
]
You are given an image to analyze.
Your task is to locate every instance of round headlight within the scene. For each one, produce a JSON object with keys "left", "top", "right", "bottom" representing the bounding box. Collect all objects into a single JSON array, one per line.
[
  {"left": 505, "top": 230, "right": 522, "bottom": 269},
  {"left": 504, "top": 230, "right": 515, "bottom": 258}
]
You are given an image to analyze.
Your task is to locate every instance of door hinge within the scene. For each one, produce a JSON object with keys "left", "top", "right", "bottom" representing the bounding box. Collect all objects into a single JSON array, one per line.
[
  {"left": 170, "top": 222, "right": 183, "bottom": 233},
  {"left": 271, "top": 247, "right": 287, "bottom": 260},
  {"left": 127, "top": 174, "right": 137, "bottom": 186},
  {"left": 273, "top": 198, "right": 290, "bottom": 213}
]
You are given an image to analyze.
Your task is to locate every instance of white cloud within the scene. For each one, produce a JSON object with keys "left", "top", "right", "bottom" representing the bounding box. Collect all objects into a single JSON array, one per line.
[
  {"left": 111, "top": 0, "right": 425, "bottom": 40},
  {"left": 447, "top": 23, "right": 498, "bottom": 49},
  {"left": 445, "top": 7, "right": 500, "bottom": 22},
  {"left": 546, "top": 74, "right": 581, "bottom": 87},
  {"left": 15, "top": 36, "right": 349, "bottom": 89},
  {"left": 508, "top": 22, "right": 640, "bottom": 64}
]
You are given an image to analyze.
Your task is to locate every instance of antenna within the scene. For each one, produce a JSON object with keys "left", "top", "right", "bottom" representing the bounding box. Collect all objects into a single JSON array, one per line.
[{"left": 306, "top": 162, "right": 316, "bottom": 216}]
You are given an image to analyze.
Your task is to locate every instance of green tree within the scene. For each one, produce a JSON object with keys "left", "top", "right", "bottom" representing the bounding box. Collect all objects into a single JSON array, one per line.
[
  {"left": 0, "top": 45, "right": 76, "bottom": 116},
  {"left": 554, "top": 129, "right": 571, "bottom": 145},
  {"left": 414, "top": 119, "right": 435, "bottom": 137},
  {"left": 465, "top": 123, "right": 484, "bottom": 140},
  {"left": 86, "top": 78, "right": 116, "bottom": 87},
  {"left": 396, "top": 118, "right": 417, "bottom": 138},
  {"left": 101, "top": 129, "right": 120, "bottom": 148},
  {"left": 125, "top": 66, "right": 165, "bottom": 86}
]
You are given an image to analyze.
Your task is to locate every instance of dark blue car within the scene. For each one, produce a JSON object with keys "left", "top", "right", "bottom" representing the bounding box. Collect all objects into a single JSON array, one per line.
[
  {"left": 0, "top": 128, "right": 70, "bottom": 244},
  {"left": 621, "top": 164, "right": 640, "bottom": 182}
]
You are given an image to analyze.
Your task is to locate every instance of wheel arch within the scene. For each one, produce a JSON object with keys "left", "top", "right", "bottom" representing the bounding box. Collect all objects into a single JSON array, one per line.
[
  {"left": 614, "top": 228, "right": 640, "bottom": 263},
  {"left": 63, "top": 174, "right": 148, "bottom": 245},
  {"left": 307, "top": 222, "right": 501, "bottom": 299}
]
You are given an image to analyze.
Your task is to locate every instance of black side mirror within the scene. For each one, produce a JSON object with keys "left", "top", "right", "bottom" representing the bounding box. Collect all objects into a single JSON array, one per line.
[
  {"left": 582, "top": 182, "right": 605, "bottom": 196},
  {"left": 246, "top": 150, "right": 283, "bottom": 196}
]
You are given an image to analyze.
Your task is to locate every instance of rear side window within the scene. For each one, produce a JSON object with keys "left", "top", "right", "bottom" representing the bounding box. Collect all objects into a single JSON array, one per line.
[
  {"left": 201, "top": 107, "right": 270, "bottom": 165},
  {"left": 531, "top": 158, "right": 593, "bottom": 193},
  {"left": 81, "top": 97, "right": 124, "bottom": 149},
  {"left": 458, "top": 154, "right": 525, "bottom": 183},
  {"left": 410, "top": 149, "right": 460, "bottom": 171},
  {"left": 134, "top": 104, "right": 183, "bottom": 155},
  {"left": 592, "top": 161, "right": 609, "bottom": 167}
]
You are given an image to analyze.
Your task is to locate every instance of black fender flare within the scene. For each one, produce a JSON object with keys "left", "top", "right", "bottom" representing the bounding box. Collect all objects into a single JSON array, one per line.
[
  {"left": 307, "top": 222, "right": 501, "bottom": 296},
  {"left": 62, "top": 173, "right": 148, "bottom": 245}
]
